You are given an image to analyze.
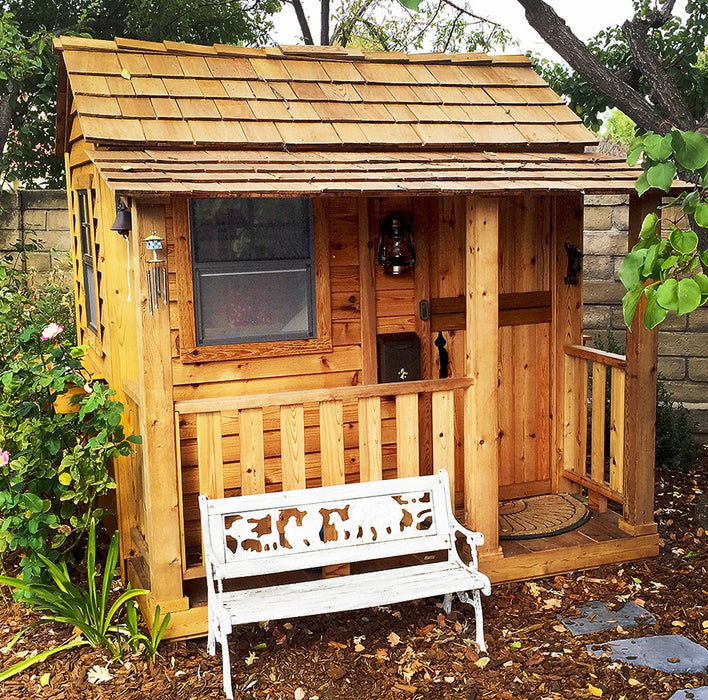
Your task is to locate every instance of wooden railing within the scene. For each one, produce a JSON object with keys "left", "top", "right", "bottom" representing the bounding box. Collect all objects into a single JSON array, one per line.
[
  {"left": 174, "top": 378, "right": 472, "bottom": 576},
  {"left": 562, "top": 345, "right": 626, "bottom": 512}
]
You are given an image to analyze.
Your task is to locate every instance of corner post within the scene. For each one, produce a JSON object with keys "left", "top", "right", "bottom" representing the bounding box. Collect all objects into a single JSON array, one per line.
[
  {"left": 620, "top": 192, "right": 661, "bottom": 536},
  {"left": 133, "top": 201, "right": 189, "bottom": 612},
  {"left": 463, "top": 196, "right": 501, "bottom": 555}
]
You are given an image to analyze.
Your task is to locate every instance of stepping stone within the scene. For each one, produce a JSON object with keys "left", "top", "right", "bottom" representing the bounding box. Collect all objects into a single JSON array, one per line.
[
  {"left": 560, "top": 600, "right": 655, "bottom": 636},
  {"left": 669, "top": 689, "right": 708, "bottom": 700},
  {"left": 587, "top": 635, "right": 708, "bottom": 674}
]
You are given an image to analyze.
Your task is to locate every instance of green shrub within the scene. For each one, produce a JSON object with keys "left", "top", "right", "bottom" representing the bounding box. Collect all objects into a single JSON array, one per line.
[
  {"left": 655, "top": 379, "right": 699, "bottom": 471},
  {"left": 0, "top": 256, "right": 139, "bottom": 582}
]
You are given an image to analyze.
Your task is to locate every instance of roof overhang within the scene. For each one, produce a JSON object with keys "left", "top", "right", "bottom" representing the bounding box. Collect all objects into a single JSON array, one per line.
[{"left": 86, "top": 148, "right": 664, "bottom": 197}]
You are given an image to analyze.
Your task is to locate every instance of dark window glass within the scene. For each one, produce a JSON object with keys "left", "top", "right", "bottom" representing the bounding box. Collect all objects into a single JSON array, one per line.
[
  {"left": 190, "top": 198, "right": 316, "bottom": 346},
  {"left": 77, "top": 190, "right": 98, "bottom": 333}
]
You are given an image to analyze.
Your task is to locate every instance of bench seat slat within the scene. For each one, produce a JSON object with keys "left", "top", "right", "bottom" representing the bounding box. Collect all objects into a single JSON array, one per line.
[{"left": 219, "top": 561, "right": 490, "bottom": 627}]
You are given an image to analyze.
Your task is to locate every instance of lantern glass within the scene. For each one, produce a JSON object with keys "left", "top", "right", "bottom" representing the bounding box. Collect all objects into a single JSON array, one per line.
[{"left": 378, "top": 213, "right": 415, "bottom": 275}]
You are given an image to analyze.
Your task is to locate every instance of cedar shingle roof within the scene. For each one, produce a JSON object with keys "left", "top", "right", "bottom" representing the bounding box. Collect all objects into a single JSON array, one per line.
[
  {"left": 55, "top": 37, "right": 653, "bottom": 195},
  {"left": 55, "top": 36, "right": 594, "bottom": 152}
]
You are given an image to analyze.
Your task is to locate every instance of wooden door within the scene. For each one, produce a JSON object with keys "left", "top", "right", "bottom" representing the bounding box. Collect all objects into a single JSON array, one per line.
[{"left": 497, "top": 195, "right": 552, "bottom": 500}]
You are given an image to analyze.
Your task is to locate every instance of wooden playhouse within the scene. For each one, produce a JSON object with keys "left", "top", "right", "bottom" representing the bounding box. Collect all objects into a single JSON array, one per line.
[{"left": 54, "top": 36, "right": 661, "bottom": 638}]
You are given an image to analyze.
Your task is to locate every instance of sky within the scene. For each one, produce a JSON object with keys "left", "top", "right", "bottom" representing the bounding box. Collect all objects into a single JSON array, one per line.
[{"left": 272, "top": 0, "right": 688, "bottom": 60}]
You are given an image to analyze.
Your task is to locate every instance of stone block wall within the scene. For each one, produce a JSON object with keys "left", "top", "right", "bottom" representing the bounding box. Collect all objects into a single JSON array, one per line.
[
  {"left": 0, "top": 190, "right": 71, "bottom": 271},
  {"left": 583, "top": 194, "right": 708, "bottom": 444}
]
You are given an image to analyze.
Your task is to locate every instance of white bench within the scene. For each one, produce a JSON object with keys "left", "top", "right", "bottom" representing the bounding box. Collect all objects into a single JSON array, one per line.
[{"left": 199, "top": 471, "right": 491, "bottom": 699}]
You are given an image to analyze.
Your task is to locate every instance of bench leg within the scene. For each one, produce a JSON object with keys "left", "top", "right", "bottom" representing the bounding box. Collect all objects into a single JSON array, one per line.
[
  {"left": 457, "top": 590, "right": 487, "bottom": 653},
  {"left": 220, "top": 630, "right": 233, "bottom": 699},
  {"left": 442, "top": 593, "right": 453, "bottom": 615}
]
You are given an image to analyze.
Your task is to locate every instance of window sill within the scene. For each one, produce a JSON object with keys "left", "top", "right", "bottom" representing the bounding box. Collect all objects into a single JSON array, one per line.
[{"left": 179, "top": 336, "right": 333, "bottom": 363}]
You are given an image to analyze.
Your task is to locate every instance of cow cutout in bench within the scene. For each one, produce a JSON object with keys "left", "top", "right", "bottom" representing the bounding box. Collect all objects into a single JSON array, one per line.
[
  {"left": 200, "top": 472, "right": 491, "bottom": 699},
  {"left": 222, "top": 491, "right": 433, "bottom": 554}
]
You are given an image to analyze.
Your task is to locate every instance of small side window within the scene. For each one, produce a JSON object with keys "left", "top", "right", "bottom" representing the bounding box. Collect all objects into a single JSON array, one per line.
[{"left": 77, "top": 190, "right": 98, "bottom": 333}]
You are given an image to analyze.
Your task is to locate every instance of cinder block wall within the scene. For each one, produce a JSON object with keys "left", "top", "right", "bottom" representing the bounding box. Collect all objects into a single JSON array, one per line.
[
  {"left": 0, "top": 190, "right": 71, "bottom": 270},
  {"left": 583, "top": 194, "right": 708, "bottom": 444}
]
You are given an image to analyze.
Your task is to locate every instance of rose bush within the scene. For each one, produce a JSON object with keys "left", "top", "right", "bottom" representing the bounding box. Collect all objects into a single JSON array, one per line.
[{"left": 0, "top": 257, "right": 139, "bottom": 583}]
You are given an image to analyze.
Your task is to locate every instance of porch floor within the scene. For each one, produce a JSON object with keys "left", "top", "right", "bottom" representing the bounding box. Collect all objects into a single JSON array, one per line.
[{"left": 479, "top": 508, "right": 660, "bottom": 585}]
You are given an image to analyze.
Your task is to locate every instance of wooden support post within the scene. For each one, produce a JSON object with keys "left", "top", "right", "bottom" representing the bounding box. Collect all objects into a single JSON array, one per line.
[
  {"left": 620, "top": 193, "right": 660, "bottom": 536},
  {"left": 133, "top": 203, "right": 188, "bottom": 613},
  {"left": 551, "top": 193, "right": 584, "bottom": 494},
  {"left": 463, "top": 196, "right": 501, "bottom": 555},
  {"left": 358, "top": 198, "right": 377, "bottom": 385},
  {"left": 589, "top": 363, "right": 608, "bottom": 512}
]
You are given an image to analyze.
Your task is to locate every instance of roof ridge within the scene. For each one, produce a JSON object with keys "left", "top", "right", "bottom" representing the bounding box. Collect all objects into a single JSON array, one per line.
[{"left": 52, "top": 35, "right": 529, "bottom": 65}]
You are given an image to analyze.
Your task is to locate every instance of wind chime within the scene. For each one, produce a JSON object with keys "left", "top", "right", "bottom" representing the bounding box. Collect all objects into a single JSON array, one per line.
[{"left": 145, "top": 232, "right": 168, "bottom": 314}]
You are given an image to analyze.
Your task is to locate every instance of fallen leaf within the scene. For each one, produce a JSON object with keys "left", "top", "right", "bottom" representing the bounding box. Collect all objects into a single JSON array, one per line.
[
  {"left": 510, "top": 641, "right": 522, "bottom": 649},
  {"left": 120, "top": 68, "right": 131, "bottom": 80},
  {"left": 475, "top": 656, "right": 490, "bottom": 669},
  {"left": 542, "top": 598, "right": 562, "bottom": 610},
  {"left": 552, "top": 624, "right": 567, "bottom": 633},
  {"left": 87, "top": 665, "right": 113, "bottom": 684},
  {"left": 588, "top": 683, "right": 603, "bottom": 696},
  {"left": 328, "top": 641, "right": 347, "bottom": 649},
  {"left": 628, "top": 678, "right": 641, "bottom": 686},
  {"left": 39, "top": 672, "right": 50, "bottom": 687},
  {"left": 245, "top": 651, "right": 257, "bottom": 666},
  {"left": 667, "top": 657, "right": 680, "bottom": 663},
  {"left": 388, "top": 632, "right": 401, "bottom": 646},
  {"left": 672, "top": 620, "right": 686, "bottom": 627},
  {"left": 375, "top": 649, "right": 389, "bottom": 661},
  {"left": 444, "top": 676, "right": 455, "bottom": 683},
  {"left": 294, "top": 688, "right": 305, "bottom": 700},
  {"left": 354, "top": 643, "right": 365, "bottom": 653}
]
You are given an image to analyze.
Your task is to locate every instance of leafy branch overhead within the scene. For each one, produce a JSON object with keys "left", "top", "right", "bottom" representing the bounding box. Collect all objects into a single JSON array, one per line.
[{"left": 619, "top": 129, "right": 708, "bottom": 329}]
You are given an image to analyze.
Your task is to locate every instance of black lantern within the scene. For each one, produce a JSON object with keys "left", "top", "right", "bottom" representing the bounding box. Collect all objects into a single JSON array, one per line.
[
  {"left": 377, "top": 212, "right": 415, "bottom": 275},
  {"left": 111, "top": 196, "right": 132, "bottom": 238}
]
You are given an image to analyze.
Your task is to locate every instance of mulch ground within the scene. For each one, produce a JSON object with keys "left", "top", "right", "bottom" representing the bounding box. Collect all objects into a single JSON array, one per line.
[{"left": 0, "top": 454, "right": 706, "bottom": 700}]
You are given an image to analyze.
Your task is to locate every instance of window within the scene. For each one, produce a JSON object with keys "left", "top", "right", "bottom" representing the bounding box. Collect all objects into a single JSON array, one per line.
[
  {"left": 77, "top": 190, "right": 98, "bottom": 333},
  {"left": 190, "top": 198, "right": 317, "bottom": 346}
]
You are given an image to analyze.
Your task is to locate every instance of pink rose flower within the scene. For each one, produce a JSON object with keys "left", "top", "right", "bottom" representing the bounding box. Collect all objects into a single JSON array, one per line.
[
  {"left": 41, "top": 323, "right": 64, "bottom": 341},
  {"left": 0, "top": 450, "right": 10, "bottom": 467}
]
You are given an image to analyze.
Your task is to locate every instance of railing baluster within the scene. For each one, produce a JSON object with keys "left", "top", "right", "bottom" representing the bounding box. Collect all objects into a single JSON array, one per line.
[
  {"left": 239, "top": 407, "right": 265, "bottom": 495},
  {"left": 280, "top": 404, "right": 305, "bottom": 491},
  {"left": 358, "top": 396, "right": 382, "bottom": 482},
  {"left": 432, "top": 389, "right": 455, "bottom": 506},
  {"left": 396, "top": 393, "right": 419, "bottom": 478},
  {"left": 196, "top": 411, "right": 224, "bottom": 499},
  {"left": 320, "top": 399, "right": 345, "bottom": 486},
  {"left": 610, "top": 366, "right": 625, "bottom": 495},
  {"left": 590, "top": 363, "right": 607, "bottom": 512}
]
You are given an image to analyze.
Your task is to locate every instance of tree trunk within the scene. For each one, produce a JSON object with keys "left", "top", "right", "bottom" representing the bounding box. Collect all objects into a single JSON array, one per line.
[
  {"left": 515, "top": 0, "right": 666, "bottom": 132},
  {"left": 0, "top": 88, "right": 13, "bottom": 161}
]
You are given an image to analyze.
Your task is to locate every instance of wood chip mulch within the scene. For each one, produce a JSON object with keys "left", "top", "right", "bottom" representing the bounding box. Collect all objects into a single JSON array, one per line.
[{"left": 0, "top": 453, "right": 706, "bottom": 700}]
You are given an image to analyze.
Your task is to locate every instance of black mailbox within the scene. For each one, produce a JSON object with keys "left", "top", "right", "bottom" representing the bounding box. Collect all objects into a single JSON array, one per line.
[{"left": 377, "top": 332, "right": 421, "bottom": 383}]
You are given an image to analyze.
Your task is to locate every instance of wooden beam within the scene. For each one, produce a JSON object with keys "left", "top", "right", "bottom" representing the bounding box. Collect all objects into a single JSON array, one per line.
[
  {"left": 358, "top": 198, "right": 377, "bottom": 384},
  {"left": 620, "top": 192, "right": 660, "bottom": 536},
  {"left": 463, "top": 196, "right": 501, "bottom": 554},
  {"left": 132, "top": 202, "right": 188, "bottom": 612}
]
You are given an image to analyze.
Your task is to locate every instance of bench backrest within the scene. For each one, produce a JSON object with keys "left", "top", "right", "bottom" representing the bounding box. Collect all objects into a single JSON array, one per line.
[{"left": 199, "top": 472, "right": 456, "bottom": 580}]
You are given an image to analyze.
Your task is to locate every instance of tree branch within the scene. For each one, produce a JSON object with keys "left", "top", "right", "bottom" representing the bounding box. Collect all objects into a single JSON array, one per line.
[
  {"left": 321, "top": 0, "right": 330, "bottom": 44},
  {"left": 0, "top": 84, "right": 15, "bottom": 161},
  {"left": 515, "top": 0, "right": 666, "bottom": 132},
  {"left": 437, "top": 0, "right": 504, "bottom": 29},
  {"left": 622, "top": 13, "right": 696, "bottom": 130},
  {"left": 288, "top": 0, "right": 315, "bottom": 45}
]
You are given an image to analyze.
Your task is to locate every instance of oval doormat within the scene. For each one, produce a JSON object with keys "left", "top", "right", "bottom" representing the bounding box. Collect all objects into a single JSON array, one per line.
[{"left": 499, "top": 493, "right": 591, "bottom": 540}]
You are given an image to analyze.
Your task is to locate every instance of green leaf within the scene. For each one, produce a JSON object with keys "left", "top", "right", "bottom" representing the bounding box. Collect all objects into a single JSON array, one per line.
[
  {"left": 639, "top": 213, "right": 659, "bottom": 240},
  {"left": 622, "top": 284, "right": 644, "bottom": 328},
  {"left": 635, "top": 172, "right": 651, "bottom": 196},
  {"left": 646, "top": 162, "right": 677, "bottom": 192},
  {"left": 695, "top": 273, "right": 708, "bottom": 295},
  {"left": 668, "top": 227, "right": 699, "bottom": 254},
  {"left": 695, "top": 202, "right": 708, "bottom": 228},
  {"left": 398, "top": 0, "right": 422, "bottom": 8},
  {"left": 58, "top": 472, "right": 71, "bottom": 486},
  {"left": 682, "top": 190, "right": 700, "bottom": 215},
  {"left": 120, "top": 67, "right": 131, "bottom": 80},
  {"left": 641, "top": 244, "right": 659, "bottom": 277},
  {"left": 677, "top": 277, "right": 702, "bottom": 315},
  {"left": 619, "top": 249, "right": 648, "bottom": 290},
  {"left": 644, "top": 294, "right": 667, "bottom": 329},
  {"left": 673, "top": 130, "right": 708, "bottom": 170},
  {"left": 643, "top": 133, "right": 673, "bottom": 161},
  {"left": 656, "top": 279, "right": 679, "bottom": 311}
]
